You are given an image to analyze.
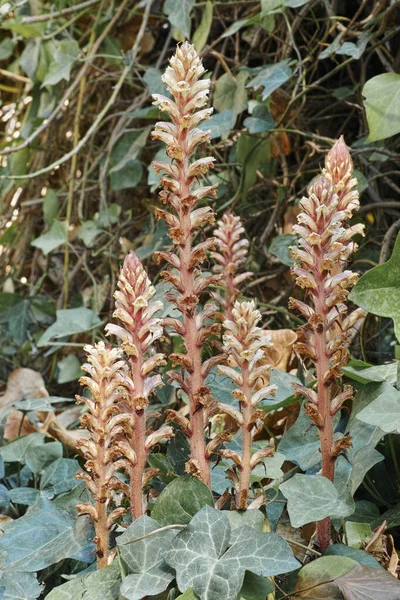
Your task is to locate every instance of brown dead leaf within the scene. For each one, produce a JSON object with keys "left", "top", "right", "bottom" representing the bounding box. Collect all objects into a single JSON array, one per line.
[
  {"left": 0, "top": 368, "right": 48, "bottom": 409},
  {"left": 283, "top": 205, "right": 301, "bottom": 234},
  {"left": 264, "top": 329, "right": 297, "bottom": 372},
  {"left": 4, "top": 410, "right": 37, "bottom": 439}
]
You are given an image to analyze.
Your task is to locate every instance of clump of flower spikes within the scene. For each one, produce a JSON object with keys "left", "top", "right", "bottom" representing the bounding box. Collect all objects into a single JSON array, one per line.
[
  {"left": 76, "top": 342, "right": 134, "bottom": 568},
  {"left": 150, "top": 42, "right": 223, "bottom": 486},
  {"left": 288, "top": 136, "right": 364, "bottom": 550},
  {"left": 211, "top": 212, "right": 253, "bottom": 320},
  {"left": 217, "top": 301, "right": 277, "bottom": 509},
  {"left": 105, "top": 251, "right": 174, "bottom": 519}
]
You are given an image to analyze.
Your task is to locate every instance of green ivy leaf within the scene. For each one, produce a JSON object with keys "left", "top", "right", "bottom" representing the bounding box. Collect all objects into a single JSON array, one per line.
[
  {"left": 25, "top": 441, "right": 63, "bottom": 475},
  {"left": 345, "top": 522, "right": 372, "bottom": 549},
  {"left": 31, "top": 219, "right": 68, "bottom": 255},
  {"left": 0, "top": 494, "right": 94, "bottom": 572},
  {"left": 177, "top": 589, "right": 199, "bottom": 600},
  {"left": 280, "top": 474, "right": 353, "bottom": 527},
  {"left": 238, "top": 571, "right": 274, "bottom": 600},
  {"left": 221, "top": 15, "right": 260, "bottom": 39},
  {"left": 42, "top": 189, "right": 59, "bottom": 227},
  {"left": 151, "top": 475, "right": 214, "bottom": 526},
  {"left": 40, "top": 458, "right": 81, "bottom": 497},
  {"left": 243, "top": 104, "right": 275, "bottom": 134},
  {"left": 214, "top": 71, "right": 248, "bottom": 120},
  {"left": 349, "top": 233, "right": 400, "bottom": 341},
  {"left": 335, "top": 563, "right": 400, "bottom": 599},
  {"left": 324, "top": 544, "right": 383, "bottom": 570},
  {"left": 261, "top": 0, "right": 283, "bottom": 16},
  {"left": 356, "top": 382, "right": 400, "bottom": 434},
  {"left": 342, "top": 361, "right": 399, "bottom": 385},
  {"left": 198, "top": 109, "right": 234, "bottom": 139},
  {"left": 57, "top": 354, "right": 82, "bottom": 384},
  {"left": 45, "top": 562, "right": 121, "bottom": 600},
  {"left": 295, "top": 556, "right": 357, "bottom": 599},
  {"left": 269, "top": 234, "right": 298, "bottom": 267},
  {"left": 164, "top": 0, "right": 195, "bottom": 38},
  {"left": 117, "top": 515, "right": 176, "bottom": 600},
  {"left": 0, "top": 433, "right": 45, "bottom": 464},
  {"left": 362, "top": 73, "right": 400, "bottom": 142},
  {"left": 278, "top": 405, "right": 340, "bottom": 470},
  {"left": 163, "top": 505, "right": 299, "bottom": 600},
  {"left": 42, "top": 40, "right": 80, "bottom": 87},
  {"left": 192, "top": 0, "right": 213, "bottom": 52},
  {"left": 246, "top": 60, "right": 292, "bottom": 100},
  {"left": 37, "top": 307, "right": 101, "bottom": 347},
  {"left": 0, "top": 571, "right": 43, "bottom": 600}
]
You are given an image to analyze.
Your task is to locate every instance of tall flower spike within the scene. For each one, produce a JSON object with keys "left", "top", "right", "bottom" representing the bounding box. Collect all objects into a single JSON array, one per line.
[
  {"left": 211, "top": 212, "right": 253, "bottom": 320},
  {"left": 289, "top": 137, "right": 364, "bottom": 551},
  {"left": 76, "top": 342, "right": 133, "bottom": 568},
  {"left": 217, "top": 301, "right": 277, "bottom": 509},
  {"left": 151, "top": 42, "right": 223, "bottom": 486},
  {"left": 105, "top": 252, "right": 173, "bottom": 519}
]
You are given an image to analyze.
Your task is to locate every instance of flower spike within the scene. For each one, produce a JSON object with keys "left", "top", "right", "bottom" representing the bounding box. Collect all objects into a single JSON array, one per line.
[
  {"left": 217, "top": 301, "right": 277, "bottom": 508},
  {"left": 105, "top": 252, "right": 173, "bottom": 519},
  {"left": 76, "top": 342, "right": 133, "bottom": 568},
  {"left": 211, "top": 212, "right": 253, "bottom": 320},
  {"left": 151, "top": 42, "right": 223, "bottom": 486},
  {"left": 289, "top": 136, "right": 364, "bottom": 550}
]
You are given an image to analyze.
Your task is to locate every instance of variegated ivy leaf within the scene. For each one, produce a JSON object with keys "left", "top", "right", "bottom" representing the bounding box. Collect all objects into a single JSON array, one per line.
[
  {"left": 163, "top": 505, "right": 299, "bottom": 600},
  {"left": 117, "top": 515, "right": 177, "bottom": 600},
  {"left": 44, "top": 562, "right": 120, "bottom": 600}
]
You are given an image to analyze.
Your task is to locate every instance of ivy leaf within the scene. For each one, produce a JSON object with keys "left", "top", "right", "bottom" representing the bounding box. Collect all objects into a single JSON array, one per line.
[
  {"left": 214, "top": 71, "right": 248, "bottom": 120},
  {"left": 225, "top": 509, "right": 264, "bottom": 539},
  {"left": 177, "top": 590, "right": 199, "bottom": 600},
  {"left": 246, "top": 60, "right": 292, "bottom": 100},
  {"left": 0, "top": 571, "right": 43, "bottom": 600},
  {"left": 342, "top": 362, "right": 399, "bottom": 386},
  {"left": 280, "top": 474, "right": 353, "bottom": 528},
  {"left": 244, "top": 104, "right": 275, "bottom": 134},
  {"left": 0, "top": 494, "right": 94, "bottom": 572},
  {"left": 118, "top": 515, "right": 177, "bottom": 600},
  {"left": 324, "top": 544, "right": 383, "bottom": 570},
  {"left": 163, "top": 505, "right": 299, "bottom": 600},
  {"left": 335, "top": 564, "right": 400, "bottom": 599},
  {"left": 192, "top": 0, "right": 213, "bottom": 52},
  {"left": 40, "top": 458, "right": 81, "bottom": 497},
  {"left": 42, "top": 40, "right": 80, "bottom": 86},
  {"left": 151, "top": 475, "right": 214, "bottom": 526},
  {"left": 24, "top": 441, "right": 63, "bottom": 475},
  {"left": 0, "top": 433, "right": 45, "bottom": 464},
  {"left": 44, "top": 562, "right": 121, "bottom": 600},
  {"left": 261, "top": 0, "right": 283, "bottom": 16},
  {"left": 31, "top": 219, "right": 68, "bottom": 255},
  {"left": 37, "top": 307, "right": 101, "bottom": 347},
  {"left": 164, "top": 0, "right": 195, "bottom": 38},
  {"left": 349, "top": 232, "right": 400, "bottom": 341},
  {"left": 278, "top": 405, "right": 339, "bottom": 470},
  {"left": 238, "top": 571, "right": 274, "bottom": 600},
  {"left": 295, "top": 556, "right": 357, "bottom": 599},
  {"left": 198, "top": 109, "right": 234, "bottom": 139},
  {"left": 269, "top": 234, "right": 298, "bottom": 267},
  {"left": 356, "top": 382, "right": 400, "bottom": 433},
  {"left": 362, "top": 73, "right": 400, "bottom": 142}
]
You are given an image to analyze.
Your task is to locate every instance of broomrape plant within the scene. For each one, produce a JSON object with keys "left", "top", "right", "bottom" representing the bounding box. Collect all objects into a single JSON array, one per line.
[
  {"left": 150, "top": 42, "right": 223, "bottom": 485},
  {"left": 71, "top": 44, "right": 390, "bottom": 593},
  {"left": 289, "top": 137, "right": 364, "bottom": 550}
]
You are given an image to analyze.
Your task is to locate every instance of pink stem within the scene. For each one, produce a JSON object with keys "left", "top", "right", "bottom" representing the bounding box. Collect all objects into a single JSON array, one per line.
[
  {"left": 129, "top": 341, "right": 147, "bottom": 519},
  {"left": 314, "top": 242, "right": 334, "bottom": 551},
  {"left": 238, "top": 364, "right": 252, "bottom": 509},
  {"left": 174, "top": 102, "right": 210, "bottom": 486}
]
